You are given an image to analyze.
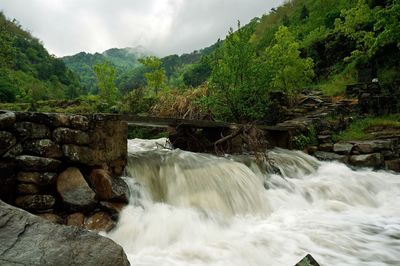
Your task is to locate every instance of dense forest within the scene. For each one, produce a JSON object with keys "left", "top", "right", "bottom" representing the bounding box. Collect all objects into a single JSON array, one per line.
[
  {"left": 0, "top": 0, "right": 399, "bottom": 123},
  {"left": 0, "top": 12, "right": 81, "bottom": 104}
]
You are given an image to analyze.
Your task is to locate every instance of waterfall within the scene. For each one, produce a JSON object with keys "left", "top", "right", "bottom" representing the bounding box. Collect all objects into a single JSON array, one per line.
[{"left": 107, "top": 138, "right": 400, "bottom": 266}]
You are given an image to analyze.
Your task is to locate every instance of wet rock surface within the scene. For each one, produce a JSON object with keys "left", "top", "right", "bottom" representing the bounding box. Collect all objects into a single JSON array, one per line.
[
  {"left": 57, "top": 167, "right": 96, "bottom": 210},
  {"left": 0, "top": 200, "right": 130, "bottom": 266},
  {"left": 89, "top": 169, "right": 129, "bottom": 203}
]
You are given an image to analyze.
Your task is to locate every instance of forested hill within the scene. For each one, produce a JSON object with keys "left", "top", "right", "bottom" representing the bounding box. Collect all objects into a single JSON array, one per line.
[
  {"left": 62, "top": 43, "right": 217, "bottom": 95},
  {"left": 0, "top": 12, "right": 81, "bottom": 103},
  {"left": 62, "top": 46, "right": 150, "bottom": 94}
]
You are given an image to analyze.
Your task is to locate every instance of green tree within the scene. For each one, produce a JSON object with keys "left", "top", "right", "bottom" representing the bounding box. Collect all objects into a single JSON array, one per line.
[
  {"left": 93, "top": 61, "right": 118, "bottom": 106},
  {"left": 300, "top": 5, "right": 309, "bottom": 20},
  {"left": 334, "top": 0, "right": 375, "bottom": 63},
  {"left": 209, "top": 22, "right": 267, "bottom": 121},
  {"left": 264, "top": 26, "right": 315, "bottom": 97},
  {"left": 371, "top": 0, "right": 400, "bottom": 54},
  {"left": 139, "top": 56, "right": 166, "bottom": 94}
]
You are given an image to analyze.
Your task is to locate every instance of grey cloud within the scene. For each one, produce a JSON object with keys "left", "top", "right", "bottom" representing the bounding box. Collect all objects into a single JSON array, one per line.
[{"left": 0, "top": 0, "right": 283, "bottom": 57}]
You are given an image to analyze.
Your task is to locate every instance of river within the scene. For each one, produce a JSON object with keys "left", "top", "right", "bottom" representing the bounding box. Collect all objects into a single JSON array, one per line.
[{"left": 106, "top": 138, "right": 400, "bottom": 266}]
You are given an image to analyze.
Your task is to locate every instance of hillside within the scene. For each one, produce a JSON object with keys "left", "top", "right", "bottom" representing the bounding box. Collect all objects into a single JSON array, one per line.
[
  {"left": 62, "top": 46, "right": 150, "bottom": 94},
  {"left": 0, "top": 12, "right": 81, "bottom": 104}
]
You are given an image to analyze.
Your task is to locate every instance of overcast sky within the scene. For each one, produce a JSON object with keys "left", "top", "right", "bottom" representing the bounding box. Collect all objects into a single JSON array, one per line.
[{"left": 0, "top": 0, "right": 283, "bottom": 57}]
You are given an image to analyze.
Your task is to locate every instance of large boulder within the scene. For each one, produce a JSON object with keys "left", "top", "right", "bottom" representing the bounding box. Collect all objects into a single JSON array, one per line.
[
  {"left": 16, "top": 155, "right": 61, "bottom": 171},
  {"left": 56, "top": 167, "right": 96, "bottom": 210},
  {"left": 89, "top": 169, "right": 129, "bottom": 203},
  {"left": 53, "top": 127, "right": 90, "bottom": 145},
  {"left": 23, "top": 139, "right": 63, "bottom": 158},
  {"left": 0, "top": 200, "right": 130, "bottom": 266},
  {"left": 349, "top": 153, "right": 383, "bottom": 168}
]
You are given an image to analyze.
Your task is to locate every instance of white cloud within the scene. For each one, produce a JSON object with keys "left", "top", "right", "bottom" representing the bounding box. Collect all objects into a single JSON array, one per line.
[{"left": 0, "top": 0, "right": 283, "bottom": 57}]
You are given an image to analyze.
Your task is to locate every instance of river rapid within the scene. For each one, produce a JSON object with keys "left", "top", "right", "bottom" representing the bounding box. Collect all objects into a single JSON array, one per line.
[{"left": 106, "top": 138, "right": 400, "bottom": 266}]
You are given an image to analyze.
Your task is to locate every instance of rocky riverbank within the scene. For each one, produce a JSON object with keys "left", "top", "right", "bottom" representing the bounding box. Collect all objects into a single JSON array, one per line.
[
  {"left": 309, "top": 138, "right": 400, "bottom": 172},
  {"left": 0, "top": 110, "right": 129, "bottom": 231}
]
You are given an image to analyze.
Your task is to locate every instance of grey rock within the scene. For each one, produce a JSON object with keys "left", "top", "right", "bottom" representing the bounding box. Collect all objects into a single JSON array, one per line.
[
  {"left": 23, "top": 139, "right": 63, "bottom": 158},
  {"left": 16, "top": 155, "right": 61, "bottom": 171},
  {"left": 56, "top": 167, "right": 96, "bottom": 210},
  {"left": 333, "top": 142, "right": 354, "bottom": 155},
  {"left": 0, "top": 111, "right": 16, "bottom": 128},
  {"left": 314, "top": 151, "right": 348, "bottom": 163},
  {"left": 53, "top": 127, "right": 90, "bottom": 145},
  {"left": 0, "top": 200, "right": 130, "bottom": 266},
  {"left": 14, "top": 122, "right": 51, "bottom": 139},
  {"left": 37, "top": 213, "right": 64, "bottom": 224},
  {"left": 15, "top": 195, "right": 55, "bottom": 211},
  {"left": 349, "top": 153, "right": 383, "bottom": 168},
  {"left": 70, "top": 115, "right": 90, "bottom": 130},
  {"left": 353, "top": 140, "right": 395, "bottom": 154},
  {"left": 0, "top": 131, "right": 16, "bottom": 154},
  {"left": 17, "top": 172, "right": 57, "bottom": 186}
]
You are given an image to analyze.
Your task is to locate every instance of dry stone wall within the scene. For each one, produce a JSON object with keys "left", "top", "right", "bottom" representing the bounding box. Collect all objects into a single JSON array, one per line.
[{"left": 0, "top": 110, "right": 129, "bottom": 232}]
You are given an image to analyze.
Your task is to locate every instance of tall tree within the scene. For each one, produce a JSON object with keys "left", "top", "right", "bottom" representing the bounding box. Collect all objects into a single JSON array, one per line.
[
  {"left": 93, "top": 61, "right": 118, "bottom": 106},
  {"left": 210, "top": 22, "right": 267, "bottom": 121},
  {"left": 139, "top": 56, "right": 166, "bottom": 95},
  {"left": 264, "top": 26, "right": 315, "bottom": 97}
]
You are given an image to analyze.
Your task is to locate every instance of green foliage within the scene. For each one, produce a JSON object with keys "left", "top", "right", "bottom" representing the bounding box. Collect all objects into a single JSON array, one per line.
[
  {"left": 208, "top": 22, "right": 269, "bottom": 122},
  {"left": 334, "top": 0, "right": 375, "bottom": 63},
  {"left": 334, "top": 114, "right": 400, "bottom": 141},
  {"left": 0, "top": 12, "right": 81, "bottom": 104},
  {"left": 264, "top": 26, "right": 315, "bottom": 97},
  {"left": 139, "top": 56, "right": 167, "bottom": 95},
  {"left": 93, "top": 61, "right": 119, "bottom": 107},
  {"left": 117, "top": 88, "right": 156, "bottom": 115},
  {"left": 292, "top": 126, "right": 318, "bottom": 149}
]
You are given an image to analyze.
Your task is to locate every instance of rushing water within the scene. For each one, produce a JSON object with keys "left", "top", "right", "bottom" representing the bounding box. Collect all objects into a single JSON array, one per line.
[{"left": 106, "top": 138, "right": 400, "bottom": 266}]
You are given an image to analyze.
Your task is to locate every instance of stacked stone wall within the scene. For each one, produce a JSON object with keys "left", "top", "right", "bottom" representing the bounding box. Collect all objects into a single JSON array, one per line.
[{"left": 0, "top": 110, "right": 129, "bottom": 231}]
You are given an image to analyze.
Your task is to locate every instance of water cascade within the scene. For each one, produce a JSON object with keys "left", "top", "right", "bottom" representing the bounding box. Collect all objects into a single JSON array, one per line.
[{"left": 107, "top": 138, "right": 400, "bottom": 266}]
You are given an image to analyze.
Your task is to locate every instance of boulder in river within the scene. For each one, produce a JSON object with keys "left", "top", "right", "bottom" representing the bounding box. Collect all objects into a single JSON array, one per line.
[
  {"left": 89, "top": 169, "right": 129, "bottom": 203},
  {"left": 57, "top": 167, "right": 96, "bottom": 211},
  {"left": 0, "top": 200, "right": 130, "bottom": 266}
]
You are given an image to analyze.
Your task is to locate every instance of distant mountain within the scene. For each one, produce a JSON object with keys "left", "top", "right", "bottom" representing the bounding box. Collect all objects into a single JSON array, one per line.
[
  {"left": 62, "top": 46, "right": 152, "bottom": 94},
  {"left": 0, "top": 12, "right": 81, "bottom": 103}
]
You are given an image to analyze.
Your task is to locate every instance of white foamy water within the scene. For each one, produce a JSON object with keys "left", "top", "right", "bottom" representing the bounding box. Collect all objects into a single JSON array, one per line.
[{"left": 107, "top": 139, "right": 400, "bottom": 266}]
